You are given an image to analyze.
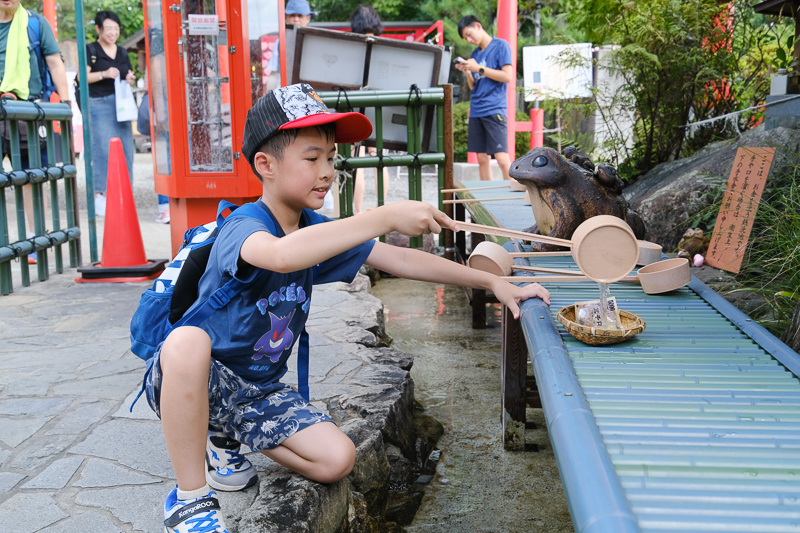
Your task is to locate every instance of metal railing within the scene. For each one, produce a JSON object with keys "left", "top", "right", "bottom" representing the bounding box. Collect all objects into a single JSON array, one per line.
[
  {"left": 0, "top": 100, "right": 81, "bottom": 295},
  {"left": 318, "top": 87, "right": 454, "bottom": 249}
]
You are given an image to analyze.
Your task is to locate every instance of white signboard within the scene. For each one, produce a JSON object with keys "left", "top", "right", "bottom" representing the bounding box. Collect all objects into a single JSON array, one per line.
[
  {"left": 522, "top": 43, "right": 593, "bottom": 101},
  {"left": 188, "top": 14, "right": 219, "bottom": 36}
]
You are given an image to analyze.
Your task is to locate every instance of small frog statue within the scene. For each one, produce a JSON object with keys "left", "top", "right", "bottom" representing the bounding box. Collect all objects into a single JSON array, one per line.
[{"left": 509, "top": 146, "right": 646, "bottom": 251}]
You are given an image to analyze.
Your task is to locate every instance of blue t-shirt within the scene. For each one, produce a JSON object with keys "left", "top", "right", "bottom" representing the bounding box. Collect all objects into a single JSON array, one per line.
[
  {"left": 0, "top": 12, "right": 61, "bottom": 99},
  {"left": 468, "top": 37, "right": 512, "bottom": 118},
  {"left": 190, "top": 202, "right": 375, "bottom": 389}
]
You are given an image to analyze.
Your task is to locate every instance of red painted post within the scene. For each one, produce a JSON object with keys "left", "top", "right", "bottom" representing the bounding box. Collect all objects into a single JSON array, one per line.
[
  {"left": 531, "top": 108, "right": 544, "bottom": 149},
  {"left": 497, "top": 0, "right": 517, "bottom": 158},
  {"left": 43, "top": 0, "right": 57, "bottom": 38}
]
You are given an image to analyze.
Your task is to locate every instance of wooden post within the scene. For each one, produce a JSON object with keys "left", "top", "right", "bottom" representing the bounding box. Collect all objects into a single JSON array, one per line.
[
  {"left": 501, "top": 304, "right": 527, "bottom": 450},
  {"left": 443, "top": 84, "right": 455, "bottom": 261}
]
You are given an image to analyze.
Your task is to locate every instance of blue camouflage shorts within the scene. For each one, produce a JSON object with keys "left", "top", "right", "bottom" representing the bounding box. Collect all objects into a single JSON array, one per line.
[{"left": 143, "top": 349, "right": 331, "bottom": 451}]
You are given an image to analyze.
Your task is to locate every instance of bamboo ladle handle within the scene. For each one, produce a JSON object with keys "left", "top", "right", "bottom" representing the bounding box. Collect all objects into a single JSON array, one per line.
[
  {"left": 443, "top": 196, "right": 522, "bottom": 205},
  {"left": 501, "top": 275, "right": 640, "bottom": 284},
  {"left": 512, "top": 265, "right": 583, "bottom": 275},
  {"left": 455, "top": 221, "right": 572, "bottom": 248},
  {"left": 509, "top": 251, "right": 573, "bottom": 258},
  {"left": 440, "top": 184, "right": 510, "bottom": 193}
]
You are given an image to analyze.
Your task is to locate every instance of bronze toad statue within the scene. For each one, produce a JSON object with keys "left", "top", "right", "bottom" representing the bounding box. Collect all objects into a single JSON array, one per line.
[{"left": 509, "top": 146, "right": 646, "bottom": 251}]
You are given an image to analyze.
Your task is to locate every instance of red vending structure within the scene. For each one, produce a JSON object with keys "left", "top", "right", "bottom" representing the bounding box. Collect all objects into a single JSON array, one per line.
[{"left": 143, "top": 0, "right": 284, "bottom": 255}]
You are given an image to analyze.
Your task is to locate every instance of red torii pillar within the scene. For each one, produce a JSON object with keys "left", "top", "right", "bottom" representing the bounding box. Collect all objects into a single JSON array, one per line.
[
  {"left": 43, "top": 0, "right": 57, "bottom": 38},
  {"left": 497, "top": 0, "right": 518, "bottom": 158}
]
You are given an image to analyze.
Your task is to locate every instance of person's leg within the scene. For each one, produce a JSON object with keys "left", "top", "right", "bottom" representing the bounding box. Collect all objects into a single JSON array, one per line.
[
  {"left": 118, "top": 120, "right": 135, "bottom": 185},
  {"left": 467, "top": 115, "right": 495, "bottom": 181},
  {"left": 261, "top": 421, "right": 356, "bottom": 483},
  {"left": 476, "top": 152, "right": 493, "bottom": 181},
  {"left": 494, "top": 151, "right": 512, "bottom": 181},
  {"left": 484, "top": 114, "right": 510, "bottom": 181},
  {"left": 158, "top": 326, "right": 213, "bottom": 491},
  {"left": 89, "top": 95, "right": 114, "bottom": 196},
  {"left": 156, "top": 194, "right": 170, "bottom": 224}
]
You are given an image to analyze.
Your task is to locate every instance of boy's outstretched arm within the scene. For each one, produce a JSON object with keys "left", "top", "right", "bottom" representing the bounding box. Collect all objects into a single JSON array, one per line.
[
  {"left": 241, "top": 201, "right": 452, "bottom": 274},
  {"left": 365, "top": 242, "right": 550, "bottom": 319}
]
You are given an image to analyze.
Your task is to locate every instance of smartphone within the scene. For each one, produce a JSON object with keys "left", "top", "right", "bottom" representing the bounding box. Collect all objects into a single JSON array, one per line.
[{"left": 456, "top": 56, "right": 466, "bottom": 63}]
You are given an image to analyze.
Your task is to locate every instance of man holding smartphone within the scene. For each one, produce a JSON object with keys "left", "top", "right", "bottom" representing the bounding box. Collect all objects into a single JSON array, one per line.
[{"left": 455, "top": 15, "right": 513, "bottom": 181}]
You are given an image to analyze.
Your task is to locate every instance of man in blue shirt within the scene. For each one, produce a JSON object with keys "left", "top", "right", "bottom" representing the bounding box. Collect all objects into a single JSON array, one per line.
[{"left": 456, "top": 15, "right": 513, "bottom": 181}]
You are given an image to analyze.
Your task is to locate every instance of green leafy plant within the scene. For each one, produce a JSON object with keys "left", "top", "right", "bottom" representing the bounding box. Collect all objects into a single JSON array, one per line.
[
  {"left": 772, "top": 34, "right": 795, "bottom": 71},
  {"left": 560, "top": 0, "right": 776, "bottom": 178}
]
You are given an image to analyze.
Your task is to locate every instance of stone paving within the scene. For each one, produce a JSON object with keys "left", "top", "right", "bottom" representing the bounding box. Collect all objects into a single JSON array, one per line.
[{"left": 0, "top": 263, "right": 405, "bottom": 532}]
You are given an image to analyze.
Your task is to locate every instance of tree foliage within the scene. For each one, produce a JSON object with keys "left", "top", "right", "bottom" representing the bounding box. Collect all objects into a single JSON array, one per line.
[
  {"left": 53, "top": 0, "right": 144, "bottom": 43},
  {"left": 558, "top": 0, "right": 787, "bottom": 178}
]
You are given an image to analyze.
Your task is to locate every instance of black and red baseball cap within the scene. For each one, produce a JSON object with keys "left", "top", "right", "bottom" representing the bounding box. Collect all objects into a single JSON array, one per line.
[{"left": 242, "top": 83, "right": 373, "bottom": 164}]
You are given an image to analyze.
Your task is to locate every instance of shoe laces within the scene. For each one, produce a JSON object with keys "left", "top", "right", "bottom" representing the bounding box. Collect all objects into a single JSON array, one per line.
[
  {"left": 224, "top": 449, "right": 246, "bottom": 469},
  {"left": 185, "top": 511, "right": 224, "bottom": 533}
]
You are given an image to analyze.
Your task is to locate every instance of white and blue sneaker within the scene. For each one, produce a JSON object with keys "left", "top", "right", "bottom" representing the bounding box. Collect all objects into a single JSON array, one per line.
[
  {"left": 205, "top": 429, "right": 258, "bottom": 491},
  {"left": 163, "top": 487, "right": 228, "bottom": 533}
]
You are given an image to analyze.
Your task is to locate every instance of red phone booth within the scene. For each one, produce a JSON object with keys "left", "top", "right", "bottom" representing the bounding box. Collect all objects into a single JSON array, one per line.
[{"left": 143, "top": 0, "right": 283, "bottom": 255}]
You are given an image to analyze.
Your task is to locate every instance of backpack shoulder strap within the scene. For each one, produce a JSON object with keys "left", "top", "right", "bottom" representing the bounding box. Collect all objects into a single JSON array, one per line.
[
  {"left": 26, "top": 11, "right": 53, "bottom": 101},
  {"left": 173, "top": 202, "right": 276, "bottom": 330},
  {"left": 297, "top": 208, "right": 327, "bottom": 402},
  {"left": 26, "top": 11, "right": 41, "bottom": 51}
]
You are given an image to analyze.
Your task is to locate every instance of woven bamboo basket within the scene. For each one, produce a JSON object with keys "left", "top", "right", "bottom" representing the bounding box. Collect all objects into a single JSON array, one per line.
[{"left": 556, "top": 304, "right": 646, "bottom": 346}]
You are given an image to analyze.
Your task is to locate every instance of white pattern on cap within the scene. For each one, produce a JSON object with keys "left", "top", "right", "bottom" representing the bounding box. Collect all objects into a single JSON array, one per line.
[{"left": 273, "top": 84, "right": 330, "bottom": 121}]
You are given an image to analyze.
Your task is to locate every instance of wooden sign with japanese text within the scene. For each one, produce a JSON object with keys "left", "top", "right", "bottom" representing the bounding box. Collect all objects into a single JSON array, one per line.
[{"left": 706, "top": 147, "right": 775, "bottom": 273}]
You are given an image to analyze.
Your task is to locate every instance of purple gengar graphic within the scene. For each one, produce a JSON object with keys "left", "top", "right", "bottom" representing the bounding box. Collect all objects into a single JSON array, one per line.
[{"left": 253, "top": 309, "right": 296, "bottom": 363}]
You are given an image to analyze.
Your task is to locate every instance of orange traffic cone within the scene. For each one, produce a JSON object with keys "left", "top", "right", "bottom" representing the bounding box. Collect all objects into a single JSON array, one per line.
[{"left": 76, "top": 138, "right": 166, "bottom": 282}]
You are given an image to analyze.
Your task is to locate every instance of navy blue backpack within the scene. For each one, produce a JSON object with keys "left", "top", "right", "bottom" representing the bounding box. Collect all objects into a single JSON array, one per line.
[{"left": 130, "top": 200, "right": 325, "bottom": 402}]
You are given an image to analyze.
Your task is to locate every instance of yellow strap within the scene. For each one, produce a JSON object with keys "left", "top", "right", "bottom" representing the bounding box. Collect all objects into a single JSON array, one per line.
[{"left": 0, "top": 7, "right": 31, "bottom": 100}]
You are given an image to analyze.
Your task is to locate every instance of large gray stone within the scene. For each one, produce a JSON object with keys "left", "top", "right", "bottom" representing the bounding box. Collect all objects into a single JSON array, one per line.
[
  {"left": 0, "top": 493, "right": 68, "bottom": 533},
  {"left": 0, "top": 471, "right": 26, "bottom": 492},
  {"left": 40, "top": 512, "right": 124, "bottom": 533},
  {"left": 112, "top": 389, "right": 160, "bottom": 421},
  {"left": 330, "top": 379, "right": 418, "bottom": 461},
  {"left": 5, "top": 377, "right": 52, "bottom": 396},
  {"left": 74, "top": 458, "right": 160, "bottom": 487},
  {"left": 69, "top": 420, "right": 174, "bottom": 478},
  {"left": 0, "top": 416, "right": 52, "bottom": 447},
  {"left": 51, "top": 372, "right": 142, "bottom": 399},
  {"left": 6, "top": 433, "right": 79, "bottom": 472},
  {"left": 341, "top": 419, "right": 390, "bottom": 515},
  {"left": 625, "top": 125, "right": 800, "bottom": 250},
  {"left": 238, "top": 473, "right": 349, "bottom": 533},
  {"left": 0, "top": 397, "right": 72, "bottom": 416},
  {"left": 22, "top": 456, "right": 83, "bottom": 489},
  {"left": 79, "top": 357, "right": 143, "bottom": 380},
  {"left": 46, "top": 399, "right": 118, "bottom": 435},
  {"left": 74, "top": 482, "right": 170, "bottom": 533}
]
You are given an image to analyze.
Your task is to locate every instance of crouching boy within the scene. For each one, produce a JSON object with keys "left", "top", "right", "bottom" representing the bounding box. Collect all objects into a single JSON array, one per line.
[{"left": 145, "top": 83, "right": 550, "bottom": 532}]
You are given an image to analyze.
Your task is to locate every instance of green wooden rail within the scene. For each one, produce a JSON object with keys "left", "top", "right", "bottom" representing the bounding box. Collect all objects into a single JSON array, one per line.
[
  {"left": 318, "top": 88, "right": 449, "bottom": 249},
  {"left": 0, "top": 100, "right": 81, "bottom": 295}
]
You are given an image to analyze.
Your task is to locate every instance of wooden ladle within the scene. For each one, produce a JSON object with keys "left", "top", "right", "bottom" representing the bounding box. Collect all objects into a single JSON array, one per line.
[
  {"left": 498, "top": 258, "right": 691, "bottom": 295},
  {"left": 468, "top": 241, "right": 690, "bottom": 294},
  {"left": 458, "top": 215, "right": 640, "bottom": 284}
]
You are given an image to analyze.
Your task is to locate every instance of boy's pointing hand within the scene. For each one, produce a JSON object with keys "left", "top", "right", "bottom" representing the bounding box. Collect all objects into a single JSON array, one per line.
[{"left": 385, "top": 201, "right": 457, "bottom": 237}]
